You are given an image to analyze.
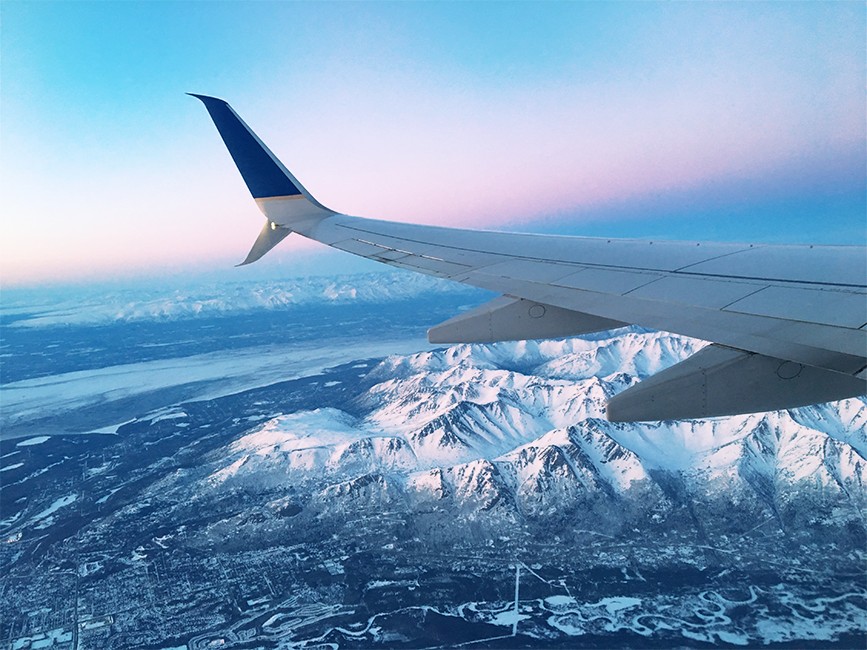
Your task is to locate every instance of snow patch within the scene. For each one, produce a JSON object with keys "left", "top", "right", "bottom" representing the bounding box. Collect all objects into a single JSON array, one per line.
[
  {"left": 16, "top": 436, "right": 50, "bottom": 447},
  {"left": 33, "top": 494, "right": 77, "bottom": 521}
]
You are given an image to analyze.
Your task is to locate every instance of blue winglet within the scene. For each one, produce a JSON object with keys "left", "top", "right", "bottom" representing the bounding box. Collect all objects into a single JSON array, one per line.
[{"left": 189, "top": 94, "right": 301, "bottom": 199}]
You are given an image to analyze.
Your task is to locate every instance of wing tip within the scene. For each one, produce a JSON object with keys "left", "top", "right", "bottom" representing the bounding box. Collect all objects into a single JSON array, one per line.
[{"left": 187, "top": 92, "right": 227, "bottom": 105}]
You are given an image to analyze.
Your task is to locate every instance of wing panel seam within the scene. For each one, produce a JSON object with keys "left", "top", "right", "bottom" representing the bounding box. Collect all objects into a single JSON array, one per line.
[
  {"left": 333, "top": 223, "right": 866, "bottom": 290},
  {"left": 717, "top": 285, "right": 769, "bottom": 310},
  {"left": 672, "top": 245, "right": 764, "bottom": 272}
]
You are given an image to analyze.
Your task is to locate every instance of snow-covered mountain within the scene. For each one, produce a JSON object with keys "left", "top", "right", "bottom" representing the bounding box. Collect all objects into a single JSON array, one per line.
[{"left": 203, "top": 329, "right": 866, "bottom": 529}]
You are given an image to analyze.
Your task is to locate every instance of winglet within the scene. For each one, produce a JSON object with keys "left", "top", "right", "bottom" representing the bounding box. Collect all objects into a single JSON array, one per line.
[
  {"left": 189, "top": 93, "right": 304, "bottom": 200},
  {"left": 191, "top": 93, "right": 335, "bottom": 264}
]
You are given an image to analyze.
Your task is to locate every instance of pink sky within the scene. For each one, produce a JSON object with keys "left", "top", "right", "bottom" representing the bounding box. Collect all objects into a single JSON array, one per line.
[{"left": 1, "top": 2, "right": 863, "bottom": 286}]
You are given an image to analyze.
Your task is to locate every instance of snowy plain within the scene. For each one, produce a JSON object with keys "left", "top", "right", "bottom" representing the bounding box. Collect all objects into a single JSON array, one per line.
[
  {"left": 0, "top": 270, "right": 485, "bottom": 439},
  {"left": 1, "top": 334, "right": 432, "bottom": 438}
]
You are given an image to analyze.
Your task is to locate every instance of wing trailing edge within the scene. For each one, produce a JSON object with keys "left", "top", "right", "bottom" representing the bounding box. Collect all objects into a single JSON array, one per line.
[{"left": 607, "top": 344, "right": 867, "bottom": 421}]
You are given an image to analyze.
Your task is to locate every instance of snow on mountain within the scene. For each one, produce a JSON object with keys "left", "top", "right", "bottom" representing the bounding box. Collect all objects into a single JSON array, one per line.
[
  {"left": 531, "top": 330, "right": 707, "bottom": 380},
  {"left": 205, "top": 329, "right": 866, "bottom": 523},
  {"left": 497, "top": 429, "right": 602, "bottom": 513},
  {"left": 319, "top": 472, "right": 401, "bottom": 508},
  {"left": 407, "top": 400, "right": 549, "bottom": 466},
  {"left": 209, "top": 409, "right": 415, "bottom": 485},
  {"left": 788, "top": 399, "right": 867, "bottom": 457},
  {"left": 406, "top": 467, "right": 451, "bottom": 501},
  {"left": 445, "top": 459, "right": 511, "bottom": 511},
  {"left": 329, "top": 436, "right": 417, "bottom": 474}
]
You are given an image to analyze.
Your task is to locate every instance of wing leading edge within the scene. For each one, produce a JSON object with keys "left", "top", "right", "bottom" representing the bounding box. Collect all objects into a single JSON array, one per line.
[{"left": 191, "top": 95, "right": 867, "bottom": 420}]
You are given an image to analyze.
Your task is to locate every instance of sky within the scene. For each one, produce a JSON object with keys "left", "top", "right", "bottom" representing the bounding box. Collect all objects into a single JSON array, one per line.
[{"left": 1, "top": 1, "right": 864, "bottom": 287}]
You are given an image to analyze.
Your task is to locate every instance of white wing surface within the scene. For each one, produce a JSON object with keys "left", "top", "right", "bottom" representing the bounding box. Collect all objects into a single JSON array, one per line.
[{"left": 191, "top": 95, "right": 867, "bottom": 421}]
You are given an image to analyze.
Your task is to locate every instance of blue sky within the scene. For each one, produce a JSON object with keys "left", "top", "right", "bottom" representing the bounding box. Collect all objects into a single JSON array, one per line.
[{"left": 1, "top": 1, "right": 864, "bottom": 286}]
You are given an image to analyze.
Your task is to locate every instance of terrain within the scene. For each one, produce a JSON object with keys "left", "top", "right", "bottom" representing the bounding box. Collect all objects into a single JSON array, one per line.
[{"left": 1, "top": 271, "right": 864, "bottom": 649}]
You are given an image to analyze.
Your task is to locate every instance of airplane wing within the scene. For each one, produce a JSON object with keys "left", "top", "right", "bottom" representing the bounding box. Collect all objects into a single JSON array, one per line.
[{"left": 191, "top": 94, "right": 867, "bottom": 421}]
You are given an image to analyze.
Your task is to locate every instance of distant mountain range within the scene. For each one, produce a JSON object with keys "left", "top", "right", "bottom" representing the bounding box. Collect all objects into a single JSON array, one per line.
[
  {"left": 2, "top": 271, "right": 483, "bottom": 328},
  {"left": 203, "top": 330, "right": 866, "bottom": 535}
]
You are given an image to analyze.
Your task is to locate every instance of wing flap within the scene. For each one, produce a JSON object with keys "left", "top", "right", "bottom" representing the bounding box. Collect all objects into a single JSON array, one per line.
[{"left": 607, "top": 344, "right": 867, "bottom": 421}]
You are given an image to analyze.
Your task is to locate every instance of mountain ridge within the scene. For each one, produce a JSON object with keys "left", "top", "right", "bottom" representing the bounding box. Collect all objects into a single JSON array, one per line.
[{"left": 202, "top": 330, "right": 866, "bottom": 531}]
